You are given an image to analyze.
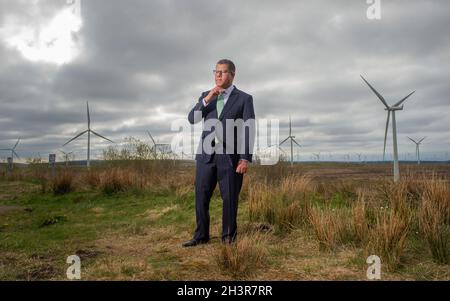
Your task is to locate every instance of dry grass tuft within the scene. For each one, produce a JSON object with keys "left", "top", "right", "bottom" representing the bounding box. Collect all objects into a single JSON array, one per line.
[
  {"left": 215, "top": 232, "right": 268, "bottom": 278},
  {"left": 51, "top": 171, "right": 74, "bottom": 195},
  {"left": 419, "top": 179, "right": 450, "bottom": 264},
  {"left": 248, "top": 175, "right": 314, "bottom": 233},
  {"left": 99, "top": 168, "right": 135, "bottom": 195},
  {"left": 308, "top": 206, "right": 354, "bottom": 251},
  {"left": 368, "top": 210, "right": 410, "bottom": 271},
  {"left": 351, "top": 191, "right": 370, "bottom": 245}
]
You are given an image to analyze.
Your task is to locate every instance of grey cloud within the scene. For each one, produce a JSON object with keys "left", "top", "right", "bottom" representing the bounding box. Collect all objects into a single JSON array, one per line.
[{"left": 0, "top": 0, "right": 449, "bottom": 160}]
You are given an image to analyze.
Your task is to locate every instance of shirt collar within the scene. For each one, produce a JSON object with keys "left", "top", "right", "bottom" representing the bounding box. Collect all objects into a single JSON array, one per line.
[{"left": 221, "top": 85, "right": 235, "bottom": 97}]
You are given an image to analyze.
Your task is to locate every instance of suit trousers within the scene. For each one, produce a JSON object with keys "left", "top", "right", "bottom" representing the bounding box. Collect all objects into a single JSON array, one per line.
[{"left": 194, "top": 152, "right": 244, "bottom": 242}]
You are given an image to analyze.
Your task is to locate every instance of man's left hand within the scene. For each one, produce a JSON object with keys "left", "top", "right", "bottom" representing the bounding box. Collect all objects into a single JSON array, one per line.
[{"left": 236, "top": 160, "right": 249, "bottom": 174}]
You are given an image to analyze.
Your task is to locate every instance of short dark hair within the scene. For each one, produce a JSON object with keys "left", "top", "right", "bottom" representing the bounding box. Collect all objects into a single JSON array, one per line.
[{"left": 217, "top": 59, "right": 236, "bottom": 76}]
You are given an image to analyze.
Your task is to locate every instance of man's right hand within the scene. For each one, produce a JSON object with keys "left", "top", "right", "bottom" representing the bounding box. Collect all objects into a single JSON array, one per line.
[{"left": 204, "top": 86, "right": 224, "bottom": 104}]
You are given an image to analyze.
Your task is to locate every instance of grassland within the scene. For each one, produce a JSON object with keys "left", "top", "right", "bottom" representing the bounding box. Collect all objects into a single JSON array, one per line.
[{"left": 0, "top": 161, "right": 449, "bottom": 280}]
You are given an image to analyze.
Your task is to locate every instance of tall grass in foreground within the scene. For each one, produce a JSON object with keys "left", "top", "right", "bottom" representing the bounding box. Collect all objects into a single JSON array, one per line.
[
  {"left": 308, "top": 206, "right": 353, "bottom": 250},
  {"left": 51, "top": 171, "right": 74, "bottom": 195},
  {"left": 368, "top": 210, "right": 410, "bottom": 271},
  {"left": 215, "top": 232, "right": 268, "bottom": 278},
  {"left": 248, "top": 175, "right": 314, "bottom": 233},
  {"left": 307, "top": 192, "right": 372, "bottom": 250},
  {"left": 351, "top": 192, "right": 370, "bottom": 245},
  {"left": 419, "top": 179, "right": 450, "bottom": 264},
  {"left": 99, "top": 168, "right": 137, "bottom": 195},
  {"left": 247, "top": 171, "right": 450, "bottom": 272}
]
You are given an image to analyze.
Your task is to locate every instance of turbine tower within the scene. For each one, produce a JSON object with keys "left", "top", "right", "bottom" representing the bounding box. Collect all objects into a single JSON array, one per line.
[
  {"left": 0, "top": 138, "right": 20, "bottom": 162},
  {"left": 361, "top": 75, "right": 415, "bottom": 182},
  {"left": 63, "top": 102, "right": 114, "bottom": 168},
  {"left": 280, "top": 116, "right": 301, "bottom": 166},
  {"left": 407, "top": 137, "right": 426, "bottom": 165}
]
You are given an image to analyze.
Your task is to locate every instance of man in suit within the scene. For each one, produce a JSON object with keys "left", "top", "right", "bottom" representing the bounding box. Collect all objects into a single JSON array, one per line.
[{"left": 183, "top": 59, "right": 256, "bottom": 247}]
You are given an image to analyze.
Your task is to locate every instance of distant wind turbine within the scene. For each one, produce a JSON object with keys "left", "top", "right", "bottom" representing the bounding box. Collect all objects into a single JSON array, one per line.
[
  {"left": 147, "top": 130, "right": 172, "bottom": 158},
  {"left": 361, "top": 75, "right": 416, "bottom": 182},
  {"left": 345, "top": 154, "right": 350, "bottom": 163},
  {"left": 0, "top": 138, "right": 20, "bottom": 162},
  {"left": 356, "top": 153, "right": 363, "bottom": 162},
  {"left": 59, "top": 150, "right": 74, "bottom": 166},
  {"left": 407, "top": 137, "right": 426, "bottom": 165},
  {"left": 280, "top": 116, "right": 301, "bottom": 166},
  {"left": 63, "top": 102, "right": 114, "bottom": 168},
  {"left": 267, "top": 143, "right": 287, "bottom": 159},
  {"left": 313, "top": 152, "right": 321, "bottom": 162}
]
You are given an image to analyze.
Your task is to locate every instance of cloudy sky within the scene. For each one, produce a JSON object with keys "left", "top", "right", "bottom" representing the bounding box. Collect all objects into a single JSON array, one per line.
[{"left": 0, "top": 0, "right": 449, "bottom": 162}]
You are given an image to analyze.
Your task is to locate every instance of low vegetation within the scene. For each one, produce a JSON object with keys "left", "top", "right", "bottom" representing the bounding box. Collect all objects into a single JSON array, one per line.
[{"left": 0, "top": 160, "right": 449, "bottom": 280}]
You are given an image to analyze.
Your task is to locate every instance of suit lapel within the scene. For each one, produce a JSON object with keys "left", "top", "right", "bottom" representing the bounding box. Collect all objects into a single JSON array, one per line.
[{"left": 219, "top": 87, "right": 238, "bottom": 121}]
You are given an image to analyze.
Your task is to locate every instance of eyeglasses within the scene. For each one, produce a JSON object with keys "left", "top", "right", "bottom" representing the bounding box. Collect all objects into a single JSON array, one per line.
[{"left": 213, "top": 70, "right": 232, "bottom": 76}]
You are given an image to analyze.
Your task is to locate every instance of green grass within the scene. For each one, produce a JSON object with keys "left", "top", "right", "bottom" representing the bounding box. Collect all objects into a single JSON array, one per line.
[
  {"left": 1, "top": 189, "right": 196, "bottom": 253},
  {"left": 0, "top": 179, "right": 229, "bottom": 280}
]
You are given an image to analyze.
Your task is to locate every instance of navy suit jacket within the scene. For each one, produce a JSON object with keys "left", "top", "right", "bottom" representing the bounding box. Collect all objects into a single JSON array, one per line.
[{"left": 188, "top": 86, "right": 256, "bottom": 167}]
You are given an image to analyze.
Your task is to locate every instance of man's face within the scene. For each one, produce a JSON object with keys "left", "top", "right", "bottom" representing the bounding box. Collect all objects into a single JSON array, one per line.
[{"left": 214, "top": 64, "right": 234, "bottom": 89}]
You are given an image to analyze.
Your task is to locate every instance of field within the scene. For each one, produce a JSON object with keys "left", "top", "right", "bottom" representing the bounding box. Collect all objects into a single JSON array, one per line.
[{"left": 0, "top": 161, "right": 449, "bottom": 280}]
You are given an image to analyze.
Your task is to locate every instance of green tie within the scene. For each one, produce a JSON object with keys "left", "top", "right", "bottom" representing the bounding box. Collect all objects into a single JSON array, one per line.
[{"left": 217, "top": 93, "right": 224, "bottom": 118}]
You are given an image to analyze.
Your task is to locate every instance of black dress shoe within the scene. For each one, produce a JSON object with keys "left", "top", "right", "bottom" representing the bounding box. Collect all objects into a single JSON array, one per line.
[{"left": 182, "top": 238, "right": 209, "bottom": 248}]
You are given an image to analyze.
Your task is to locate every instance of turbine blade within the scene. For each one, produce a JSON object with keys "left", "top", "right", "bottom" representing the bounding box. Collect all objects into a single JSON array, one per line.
[
  {"left": 289, "top": 116, "right": 292, "bottom": 137},
  {"left": 419, "top": 137, "right": 426, "bottom": 143},
  {"left": 13, "top": 150, "right": 20, "bottom": 159},
  {"left": 360, "top": 75, "right": 390, "bottom": 108},
  {"left": 292, "top": 139, "right": 301, "bottom": 148},
  {"left": 280, "top": 137, "right": 289, "bottom": 146},
  {"left": 13, "top": 138, "right": 20, "bottom": 150},
  {"left": 383, "top": 111, "right": 390, "bottom": 160},
  {"left": 91, "top": 130, "right": 114, "bottom": 143},
  {"left": 87, "top": 101, "right": 91, "bottom": 129},
  {"left": 147, "top": 131, "right": 157, "bottom": 146},
  {"left": 407, "top": 137, "right": 417, "bottom": 144},
  {"left": 394, "top": 91, "right": 415, "bottom": 107},
  {"left": 63, "top": 130, "right": 88, "bottom": 146}
]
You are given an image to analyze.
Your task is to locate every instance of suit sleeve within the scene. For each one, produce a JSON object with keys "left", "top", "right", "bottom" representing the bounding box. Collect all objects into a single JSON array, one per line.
[
  {"left": 240, "top": 95, "right": 256, "bottom": 163},
  {"left": 188, "top": 93, "right": 208, "bottom": 124}
]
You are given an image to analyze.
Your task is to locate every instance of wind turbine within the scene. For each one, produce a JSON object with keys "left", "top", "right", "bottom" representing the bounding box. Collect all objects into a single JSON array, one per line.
[
  {"left": 63, "top": 102, "right": 114, "bottom": 168},
  {"left": 407, "top": 137, "right": 426, "bottom": 165},
  {"left": 172, "top": 141, "right": 192, "bottom": 161},
  {"left": 356, "top": 153, "right": 363, "bottom": 163},
  {"left": 147, "top": 130, "right": 172, "bottom": 158},
  {"left": 361, "top": 75, "right": 415, "bottom": 182},
  {"left": 344, "top": 154, "right": 350, "bottom": 163},
  {"left": 280, "top": 116, "right": 301, "bottom": 166},
  {"left": 59, "top": 150, "right": 74, "bottom": 166},
  {"left": 313, "top": 152, "right": 321, "bottom": 162},
  {"left": 0, "top": 138, "right": 20, "bottom": 162},
  {"left": 266, "top": 143, "right": 287, "bottom": 162}
]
